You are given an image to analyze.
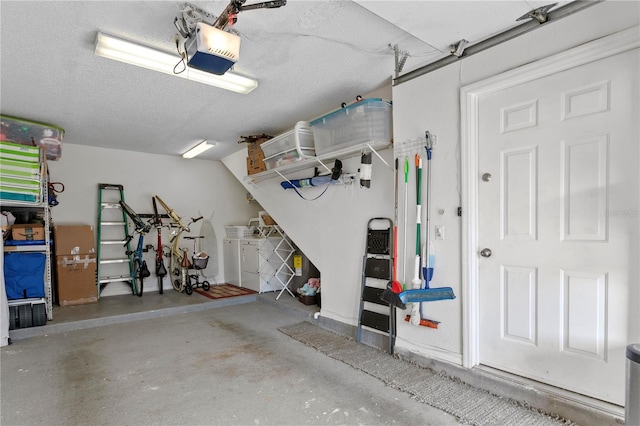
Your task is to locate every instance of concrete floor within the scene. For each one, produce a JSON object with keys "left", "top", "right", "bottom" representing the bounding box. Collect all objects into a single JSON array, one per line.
[{"left": 1, "top": 289, "right": 461, "bottom": 425}]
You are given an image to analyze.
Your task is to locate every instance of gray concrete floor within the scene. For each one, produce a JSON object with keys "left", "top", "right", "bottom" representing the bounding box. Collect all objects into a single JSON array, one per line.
[{"left": 1, "top": 289, "right": 461, "bottom": 425}]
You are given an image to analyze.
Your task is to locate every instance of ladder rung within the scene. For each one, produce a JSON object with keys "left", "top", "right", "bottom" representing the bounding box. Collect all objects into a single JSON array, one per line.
[
  {"left": 99, "top": 275, "right": 132, "bottom": 284},
  {"left": 101, "top": 202, "right": 123, "bottom": 209},
  {"left": 100, "top": 240, "right": 126, "bottom": 245},
  {"left": 101, "top": 221, "right": 125, "bottom": 226},
  {"left": 99, "top": 183, "right": 124, "bottom": 191},
  {"left": 100, "top": 258, "right": 131, "bottom": 264}
]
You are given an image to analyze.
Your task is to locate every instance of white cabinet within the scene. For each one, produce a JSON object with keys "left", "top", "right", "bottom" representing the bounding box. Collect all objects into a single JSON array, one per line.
[
  {"left": 240, "top": 238, "right": 287, "bottom": 293},
  {"left": 223, "top": 238, "right": 240, "bottom": 286},
  {"left": 224, "top": 235, "right": 292, "bottom": 294}
]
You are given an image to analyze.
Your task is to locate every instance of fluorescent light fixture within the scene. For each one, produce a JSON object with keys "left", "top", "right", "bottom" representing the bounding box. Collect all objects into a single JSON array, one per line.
[
  {"left": 94, "top": 32, "right": 257, "bottom": 94},
  {"left": 182, "top": 140, "right": 215, "bottom": 159}
]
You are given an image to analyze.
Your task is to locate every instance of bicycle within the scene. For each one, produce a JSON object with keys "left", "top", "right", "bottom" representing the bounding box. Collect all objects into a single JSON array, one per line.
[
  {"left": 119, "top": 200, "right": 152, "bottom": 296},
  {"left": 183, "top": 236, "right": 211, "bottom": 295},
  {"left": 151, "top": 197, "right": 168, "bottom": 294},
  {"left": 153, "top": 195, "right": 202, "bottom": 293}
]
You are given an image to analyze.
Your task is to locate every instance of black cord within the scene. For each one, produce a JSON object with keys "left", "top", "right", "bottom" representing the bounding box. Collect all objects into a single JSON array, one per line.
[{"left": 291, "top": 184, "right": 330, "bottom": 201}]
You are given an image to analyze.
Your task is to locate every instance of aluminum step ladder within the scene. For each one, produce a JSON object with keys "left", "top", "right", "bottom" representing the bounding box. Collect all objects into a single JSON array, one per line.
[
  {"left": 97, "top": 183, "right": 134, "bottom": 297},
  {"left": 356, "top": 217, "right": 396, "bottom": 354}
]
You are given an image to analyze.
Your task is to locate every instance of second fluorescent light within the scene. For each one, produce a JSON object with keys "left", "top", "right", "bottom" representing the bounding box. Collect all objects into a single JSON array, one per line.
[
  {"left": 183, "top": 140, "right": 215, "bottom": 159},
  {"left": 94, "top": 32, "right": 258, "bottom": 94}
]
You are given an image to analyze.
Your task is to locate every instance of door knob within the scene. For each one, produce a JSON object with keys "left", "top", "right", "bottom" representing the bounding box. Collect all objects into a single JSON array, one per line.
[
  {"left": 480, "top": 248, "right": 492, "bottom": 257},
  {"left": 482, "top": 173, "right": 492, "bottom": 182}
]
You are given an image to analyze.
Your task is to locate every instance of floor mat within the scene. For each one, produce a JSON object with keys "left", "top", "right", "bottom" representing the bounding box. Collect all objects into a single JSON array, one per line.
[
  {"left": 278, "top": 321, "right": 575, "bottom": 426},
  {"left": 194, "top": 284, "right": 256, "bottom": 300}
]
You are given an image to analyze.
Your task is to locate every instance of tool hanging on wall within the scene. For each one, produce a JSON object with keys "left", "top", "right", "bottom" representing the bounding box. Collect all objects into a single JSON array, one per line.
[
  {"left": 409, "top": 153, "right": 423, "bottom": 325},
  {"left": 279, "top": 160, "right": 354, "bottom": 200},
  {"left": 280, "top": 159, "right": 349, "bottom": 189},
  {"left": 360, "top": 151, "right": 372, "bottom": 188},
  {"left": 380, "top": 158, "right": 406, "bottom": 309},
  {"left": 384, "top": 133, "right": 456, "bottom": 321}
]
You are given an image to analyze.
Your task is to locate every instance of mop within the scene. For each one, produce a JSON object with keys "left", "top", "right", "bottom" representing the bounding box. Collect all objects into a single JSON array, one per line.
[{"left": 407, "top": 153, "right": 423, "bottom": 325}]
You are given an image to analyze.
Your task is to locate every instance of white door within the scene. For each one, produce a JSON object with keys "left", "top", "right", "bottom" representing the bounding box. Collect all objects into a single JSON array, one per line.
[{"left": 477, "top": 48, "right": 638, "bottom": 405}]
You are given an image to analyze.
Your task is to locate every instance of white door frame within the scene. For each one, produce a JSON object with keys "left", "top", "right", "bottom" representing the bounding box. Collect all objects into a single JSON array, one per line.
[{"left": 460, "top": 26, "right": 639, "bottom": 369}]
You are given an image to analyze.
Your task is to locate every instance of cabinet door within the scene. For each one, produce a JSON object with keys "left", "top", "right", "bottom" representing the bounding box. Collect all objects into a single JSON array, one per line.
[
  {"left": 240, "top": 241, "right": 260, "bottom": 292},
  {"left": 222, "top": 239, "right": 240, "bottom": 286}
]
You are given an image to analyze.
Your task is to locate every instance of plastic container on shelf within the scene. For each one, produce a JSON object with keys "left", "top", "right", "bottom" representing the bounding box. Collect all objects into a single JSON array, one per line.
[
  {"left": 261, "top": 121, "right": 315, "bottom": 170},
  {"left": 225, "top": 226, "right": 255, "bottom": 238},
  {"left": 310, "top": 98, "right": 392, "bottom": 156},
  {"left": 264, "top": 148, "right": 315, "bottom": 170},
  {"left": 1, "top": 115, "right": 64, "bottom": 161}
]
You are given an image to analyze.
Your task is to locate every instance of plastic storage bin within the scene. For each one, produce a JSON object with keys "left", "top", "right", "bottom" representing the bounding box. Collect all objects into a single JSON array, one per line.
[
  {"left": 225, "top": 226, "right": 255, "bottom": 238},
  {"left": 262, "top": 121, "right": 315, "bottom": 170},
  {"left": 4, "top": 252, "right": 46, "bottom": 299},
  {"left": 310, "top": 98, "right": 392, "bottom": 156},
  {"left": 1, "top": 115, "right": 64, "bottom": 161}
]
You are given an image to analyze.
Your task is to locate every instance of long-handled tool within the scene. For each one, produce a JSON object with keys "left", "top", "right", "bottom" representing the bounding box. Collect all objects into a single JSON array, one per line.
[
  {"left": 402, "top": 157, "right": 409, "bottom": 289},
  {"left": 401, "top": 133, "right": 456, "bottom": 307},
  {"left": 423, "top": 135, "right": 435, "bottom": 285},
  {"left": 409, "top": 153, "right": 423, "bottom": 325},
  {"left": 381, "top": 158, "right": 406, "bottom": 309}
]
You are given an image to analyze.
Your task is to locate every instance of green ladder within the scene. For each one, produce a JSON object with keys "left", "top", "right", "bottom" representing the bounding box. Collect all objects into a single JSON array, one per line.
[{"left": 97, "top": 183, "right": 134, "bottom": 297}]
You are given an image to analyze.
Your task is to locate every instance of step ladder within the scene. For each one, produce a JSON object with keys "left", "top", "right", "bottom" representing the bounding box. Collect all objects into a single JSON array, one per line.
[
  {"left": 356, "top": 217, "right": 396, "bottom": 354},
  {"left": 97, "top": 183, "right": 134, "bottom": 297}
]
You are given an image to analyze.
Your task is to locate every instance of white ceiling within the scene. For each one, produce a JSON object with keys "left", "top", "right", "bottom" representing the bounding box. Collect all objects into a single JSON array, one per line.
[{"left": 0, "top": 0, "right": 564, "bottom": 161}]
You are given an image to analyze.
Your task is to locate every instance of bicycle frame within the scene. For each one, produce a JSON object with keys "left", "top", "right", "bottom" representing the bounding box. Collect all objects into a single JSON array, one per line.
[
  {"left": 154, "top": 195, "right": 201, "bottom": 293},
  {"left": 120, "top": 200, "right": 151, "bottom": 296},
  {"left": 152, "top": 197, "right": 167, "bottom": 294}
]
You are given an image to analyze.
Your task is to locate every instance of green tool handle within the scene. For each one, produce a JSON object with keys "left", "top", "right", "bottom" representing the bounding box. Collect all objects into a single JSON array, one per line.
[{"left": 404, "top": 157, "right": 409, "bottom": 183}]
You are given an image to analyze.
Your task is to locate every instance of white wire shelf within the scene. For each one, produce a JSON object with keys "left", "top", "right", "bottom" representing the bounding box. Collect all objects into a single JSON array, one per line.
[{"left": 244, "top": 140, "right": 392, "bottom": 184}]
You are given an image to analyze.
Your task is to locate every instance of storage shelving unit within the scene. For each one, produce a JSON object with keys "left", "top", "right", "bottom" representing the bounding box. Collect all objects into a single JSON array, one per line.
[{"left": 2, "top": 170, "right": 53, "bottom": 321}]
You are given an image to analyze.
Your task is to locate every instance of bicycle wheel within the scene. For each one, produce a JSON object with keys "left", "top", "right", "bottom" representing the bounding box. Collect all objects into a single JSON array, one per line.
[
  {"left": 134, "top": 259, "right": 144, "bottom": 297},
  {"left": 185, "top": 283, "right": 193, "bottom": 295},
  {"left": 172, "top": 279, "right": 182, "bottom": 292},
  {"left": 202, "top": 281, "right": 210, "bottom": 291},
  {"left": 170, "top": 247, "right": 182, "bottom": 278}
]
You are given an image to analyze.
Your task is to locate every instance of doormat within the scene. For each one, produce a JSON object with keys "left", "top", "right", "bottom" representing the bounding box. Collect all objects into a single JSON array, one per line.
[
  {"left": 278, "top": 321, "right": 575, "bottom": 426},
  {"left": 194, "top": 284, "right": 256, "bottom": 300}
]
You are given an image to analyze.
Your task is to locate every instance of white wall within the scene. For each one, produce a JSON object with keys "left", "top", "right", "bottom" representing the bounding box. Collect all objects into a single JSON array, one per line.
[
  {"left": 223, "top": 84, "right": 394, "bottom": 325},
  {"left": 48, "top": 144, "right": 261, "bottom": 296},
  {"left": 223, "top": 1, "right": 640, "bottom": 365},
  {"left": 392, "top": 1, "right": 640, "bottom": 362}
]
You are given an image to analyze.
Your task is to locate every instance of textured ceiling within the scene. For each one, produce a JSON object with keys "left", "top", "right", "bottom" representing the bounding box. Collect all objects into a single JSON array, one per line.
[{"left": 0, "top": 1, "right": 563, "bottom": 160}]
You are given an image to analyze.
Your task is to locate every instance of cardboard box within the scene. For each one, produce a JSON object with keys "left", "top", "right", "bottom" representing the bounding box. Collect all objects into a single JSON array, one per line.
[
  {"left": 11, "top": 223, "right": 45, "bottom": 241},
  {"left": 246, "top": 156, "right": 267, "bottom": 175},
  {"left": 55, "top": 254, "right": 97, "bottom": 306},
  {"left": 53, "top": 225, "right": 95, "bottom": 256},
  {"left": 298, "top": 294, "right": 317, "bottom": 305}
]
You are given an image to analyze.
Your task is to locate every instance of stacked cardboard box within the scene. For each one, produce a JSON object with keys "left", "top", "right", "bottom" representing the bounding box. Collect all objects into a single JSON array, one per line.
[
  {"left": 53, "top": 225, "right": 98, "bottom": 306},
  {"left": 11, "top": 223, "right": 45, "bottom": 241},
  {"left": 242, "top": 134, "right": 271, "bottom": 175}
]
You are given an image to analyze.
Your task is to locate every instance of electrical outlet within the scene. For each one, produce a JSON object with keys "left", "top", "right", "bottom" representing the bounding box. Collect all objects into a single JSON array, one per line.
[{"left": 435, "top": 225, "right": 444, "bottom": 240}]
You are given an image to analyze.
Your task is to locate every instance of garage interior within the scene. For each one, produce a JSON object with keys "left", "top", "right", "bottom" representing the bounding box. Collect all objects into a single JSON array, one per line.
[{"left": 1, "top": 1, "right": 639, "bottom": 425}]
